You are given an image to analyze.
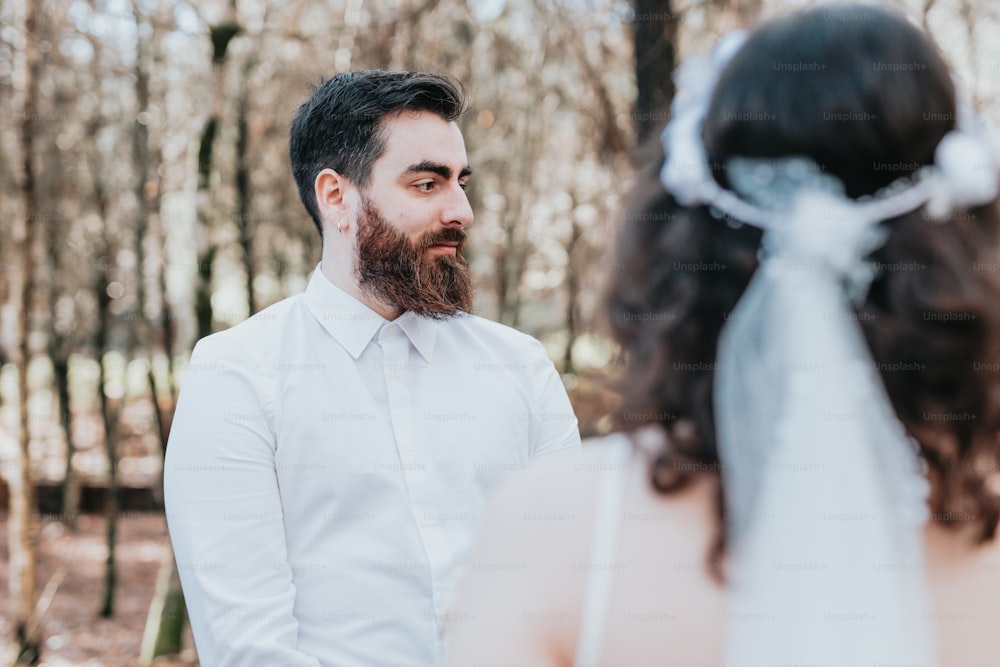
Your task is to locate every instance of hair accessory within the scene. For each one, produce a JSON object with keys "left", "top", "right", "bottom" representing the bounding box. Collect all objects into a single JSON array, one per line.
[
  {"left": 660, "top": 34, "right": 998, "bottom": 232},
  {"left": 657, "top": 29, "right": 999, "bottom": 667}
]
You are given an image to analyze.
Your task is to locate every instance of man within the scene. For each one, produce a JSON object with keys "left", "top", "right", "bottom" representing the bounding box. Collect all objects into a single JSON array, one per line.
[{"left": 164, "top": 71, "right": 581, "bottom": 667}]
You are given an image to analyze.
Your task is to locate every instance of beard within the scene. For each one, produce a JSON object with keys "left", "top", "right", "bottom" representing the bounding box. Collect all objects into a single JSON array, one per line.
[{"left": 354, "top": 197, "right": 474, "bottom": 319}]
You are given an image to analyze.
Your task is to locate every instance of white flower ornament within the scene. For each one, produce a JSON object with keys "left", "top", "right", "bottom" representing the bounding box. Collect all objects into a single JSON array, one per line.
[{"left": 925, "top": 130, "right": 999, "bottom": 218}]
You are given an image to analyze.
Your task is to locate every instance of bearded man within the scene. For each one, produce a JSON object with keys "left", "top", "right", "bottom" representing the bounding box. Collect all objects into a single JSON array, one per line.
[{"left": 163, "top": 71, "right": 581, "bottom": 667}]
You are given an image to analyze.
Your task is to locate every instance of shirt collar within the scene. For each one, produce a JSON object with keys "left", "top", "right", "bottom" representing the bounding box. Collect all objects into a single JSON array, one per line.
[
  {"left": 303, "top": 265, "right": 439, "bottom": 362},
  {"left": 394, "top": 310, "right": 439, "bottom": 364}
]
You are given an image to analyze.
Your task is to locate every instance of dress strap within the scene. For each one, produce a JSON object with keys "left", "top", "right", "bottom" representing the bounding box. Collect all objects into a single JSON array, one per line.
[{"left": 573, "top": 433, "right": 633, "bottom": 667}]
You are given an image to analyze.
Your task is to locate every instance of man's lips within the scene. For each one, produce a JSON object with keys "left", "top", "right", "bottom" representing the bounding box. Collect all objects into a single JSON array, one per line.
[{"left": 427, "top": 241, "right": 459, "bottom": 255}]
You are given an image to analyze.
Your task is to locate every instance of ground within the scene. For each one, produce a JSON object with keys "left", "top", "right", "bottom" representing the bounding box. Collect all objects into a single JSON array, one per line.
[{"left": 0, "top": 511, "right": 199, "bottom": 667}]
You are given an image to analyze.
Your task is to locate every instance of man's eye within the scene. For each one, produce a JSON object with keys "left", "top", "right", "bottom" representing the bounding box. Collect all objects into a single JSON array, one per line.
[
  {"left": 416, "top": 182, "right": 436, "bottom": 192},
  {"left": 459, "top": 181, "right": 469, "bottom": 191}
]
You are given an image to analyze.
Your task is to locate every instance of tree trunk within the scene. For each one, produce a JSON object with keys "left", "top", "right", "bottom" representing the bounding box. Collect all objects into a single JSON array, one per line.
[
  {"left": 158, "top": 262, "right": 178, "bottom": 407},
  {"left": 10, "top": 0, "right": 43, "bottom": 661},
  {"left": 194, "top": 114, "right": 219, "bottom": 338},
  {"left": 48, "top": 190, "right": 79, "bottom": 529},
  {"left": 562, "top": 216, "right": 583, "bottom": 375},
  {"left": 90, "top": 122, "right": 120, "bottom": 621},
  {"left": 54, "top": 355, "right": 80, "bottom": 528},
  {"left": 135, "top": 0, "right": 190, "bottom": 654},
  {"left": 96, "top": 259, "right": 120, "bottom": 619},
  {"left": 153, "top": 213, "right": 177, "bottom": 464},
  {"left": 236, "top": 60, "right": 256, "bottom": 315},
  {"left": 129, "top": 0, "right": 170, "bottom": 494},
  {"left": 144, "top": 9, "right": 243, "bottom": 657},
  {"left": 497, "top": 38, "right": 547, "bottom": 328},
  {"left": 139, "top": 551, "right": 188, "bottom": 664},
  {"left": 195, "top": 19, "right": 240, "bottom": 337},
  {"left": 631, "top": 0, "right": 677, "bottom": 159}
]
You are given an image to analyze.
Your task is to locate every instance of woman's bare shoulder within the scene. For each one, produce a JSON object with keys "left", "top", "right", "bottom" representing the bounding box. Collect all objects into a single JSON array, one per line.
[
  {"left": 445, "top": 436, "right": 624, "bottom": 664},
  {"left": 447, "top": 429, "right": 724, "bottom": 664},
  {"left": 492, "top": 428, "right": 717, "bottom": 530},
  {"left": 477, "top": 428, "right": 720, "bottom": 591},
  {"left": 487, "top": 433, "right": 633, "bottom": 512}
]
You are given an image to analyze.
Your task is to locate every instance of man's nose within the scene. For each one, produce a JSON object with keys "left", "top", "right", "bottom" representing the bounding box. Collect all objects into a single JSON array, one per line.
[{"left": 443, "top": 185, "right": 474, "bottom": 227}]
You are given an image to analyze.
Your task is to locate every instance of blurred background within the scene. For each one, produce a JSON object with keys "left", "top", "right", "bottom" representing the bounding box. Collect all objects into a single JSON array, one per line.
[{"left": 1, "top": 0, "right": 999, "bottom": 664}]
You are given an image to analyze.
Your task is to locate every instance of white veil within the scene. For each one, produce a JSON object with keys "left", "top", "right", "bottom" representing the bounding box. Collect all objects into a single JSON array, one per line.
[{"left": 658, "top": 30, "right": 999, "bottom": 666}]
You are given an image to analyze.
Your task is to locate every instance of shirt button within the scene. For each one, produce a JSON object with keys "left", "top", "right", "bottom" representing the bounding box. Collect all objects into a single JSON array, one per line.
[{"left": 380, "top": 323, "right": 403, "bottom": 341}]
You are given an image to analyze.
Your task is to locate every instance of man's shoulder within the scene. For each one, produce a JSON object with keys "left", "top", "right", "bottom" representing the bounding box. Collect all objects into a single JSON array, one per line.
[
  {"left": 193, "top": 294, "right": 304, "bottom": 358},
  {"left": 450, "top": 312, "right": 548, "bottom": 354}
]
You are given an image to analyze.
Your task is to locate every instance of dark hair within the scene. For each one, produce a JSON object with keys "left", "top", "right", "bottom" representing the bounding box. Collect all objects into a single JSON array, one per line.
[
  {"left": 607, "top": 3, "right": 1000, "bottom": 571},
  {"left": 289, "top": 71, "right": 467, "bottom": 235}
]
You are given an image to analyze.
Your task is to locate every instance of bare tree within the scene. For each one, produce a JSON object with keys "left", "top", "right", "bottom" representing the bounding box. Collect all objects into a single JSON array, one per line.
[
  {"left": 9, "top": 0, "right": 43, "bottom": 660},
  {"left": 50, "top": 325, "right": 79, "bottom": 528},
  {"left": 88, "top": 151, "right": 124, "bottom": 619},
  {"left": 138, "top": 551, "right": 188, "bottom": 664},
  {"left": 142, "top": 2, "right": 246, "bottom": 655},
  {"left": 495, "top": 28, "right": 548, "bottom": 328},
  {"left": 236, "top": 58, "right": 258, "bottom": 315},
  {"left": 13, "top": 0, "right": 82, "bottom": 539},
  {"left": 631, "top": 0, "right": 678, "bottom": 159},
  {"left": 128, "top": 0, "right": 174, "bottom": 479},
  {"left": 194, "top": 4, "right": 241, "bottom": 338}
]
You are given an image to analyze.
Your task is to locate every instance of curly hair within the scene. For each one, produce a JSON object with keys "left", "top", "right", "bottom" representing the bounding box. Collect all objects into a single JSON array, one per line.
[{"left": 606, "top": 3, "right": 1000, "bottom": 573}]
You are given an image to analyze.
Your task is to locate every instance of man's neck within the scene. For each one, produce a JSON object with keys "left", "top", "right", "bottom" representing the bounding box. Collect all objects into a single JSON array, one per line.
[{"left": 319, "top": 254, "right": 402, "bottom": 322}]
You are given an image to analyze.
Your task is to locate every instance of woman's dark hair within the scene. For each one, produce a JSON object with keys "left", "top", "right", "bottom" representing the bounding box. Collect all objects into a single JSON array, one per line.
[
  {"left": 607, "top": 3, "right": 1000, "bottom": 571},
  {"left": 289, "top": 71, "right": 467, "bottom": 235}
]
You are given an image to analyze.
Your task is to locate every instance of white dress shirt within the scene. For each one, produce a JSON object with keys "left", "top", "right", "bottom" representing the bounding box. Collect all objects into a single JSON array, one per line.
[{"left": 164, "top": 265, "right": 581, "bottom": 667}]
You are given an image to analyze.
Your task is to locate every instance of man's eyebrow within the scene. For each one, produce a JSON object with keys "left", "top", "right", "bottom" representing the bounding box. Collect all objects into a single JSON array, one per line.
[{"left": 404, "top": 161, "right": 472, "bottom": 180}]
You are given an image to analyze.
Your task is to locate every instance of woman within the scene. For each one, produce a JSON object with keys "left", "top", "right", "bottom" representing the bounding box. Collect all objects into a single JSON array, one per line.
[{"left": 445, "top": 4, "right": 1000, "bottom": 665}]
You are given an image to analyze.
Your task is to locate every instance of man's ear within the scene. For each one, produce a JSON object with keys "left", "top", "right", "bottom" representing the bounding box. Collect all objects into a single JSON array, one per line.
[{"left": 315, "top": 168, "right": 350, "bottom": 228}]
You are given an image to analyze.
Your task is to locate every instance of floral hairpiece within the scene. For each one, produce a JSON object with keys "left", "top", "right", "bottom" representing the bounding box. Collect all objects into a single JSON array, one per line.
[{"left": 659, "top": 31, "right": 1000, "bottom": 230}]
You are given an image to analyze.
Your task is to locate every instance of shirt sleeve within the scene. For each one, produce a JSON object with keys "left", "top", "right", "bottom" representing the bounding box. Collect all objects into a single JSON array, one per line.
[
  {"left": 525, "top": 338, "right": 582, "bottom": 458},
  {"left": 163, "top": 333, "right": 321, "bottom": 667}
]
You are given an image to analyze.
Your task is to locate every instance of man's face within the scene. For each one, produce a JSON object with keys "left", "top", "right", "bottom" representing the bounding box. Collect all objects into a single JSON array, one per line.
[{"left": 352, "top": 111, "right": 475, "bottom": 318}]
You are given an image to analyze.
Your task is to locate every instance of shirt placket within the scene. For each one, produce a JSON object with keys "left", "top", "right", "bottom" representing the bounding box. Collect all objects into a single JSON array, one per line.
[{"left": 377, "top": 322, "right": 449, "bottom": 641}]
